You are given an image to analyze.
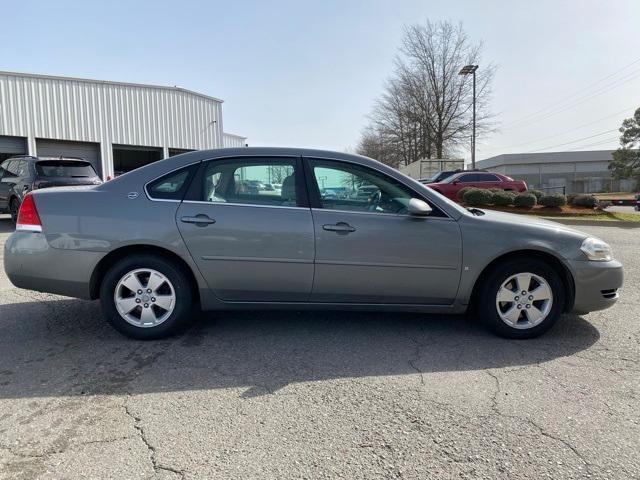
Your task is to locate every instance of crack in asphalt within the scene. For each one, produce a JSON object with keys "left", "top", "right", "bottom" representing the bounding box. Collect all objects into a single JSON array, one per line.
[
  {"left": 484, "top": 369, "right": 594, "bottom": 476},
  {"left": 123, "top": 402, "right": 186, "bottom": 479}
]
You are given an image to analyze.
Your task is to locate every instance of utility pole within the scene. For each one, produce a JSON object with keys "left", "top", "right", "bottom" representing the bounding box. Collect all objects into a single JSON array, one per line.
[{"left": 459, "top": 65, "right": 479, "bottom": 169}]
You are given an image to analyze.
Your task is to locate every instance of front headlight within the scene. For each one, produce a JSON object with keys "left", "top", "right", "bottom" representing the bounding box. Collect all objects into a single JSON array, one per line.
[{"left": 580, "top": 237, "right": 613, "bottom": 261}]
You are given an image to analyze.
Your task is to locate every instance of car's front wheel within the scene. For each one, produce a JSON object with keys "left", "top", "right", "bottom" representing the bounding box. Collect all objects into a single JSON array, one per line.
[
  {"left": 100, "top": 255, "right": 195, "bottom": 340},
  {"left": 477, "top": 259, "right": 565, "bottom": 339}
]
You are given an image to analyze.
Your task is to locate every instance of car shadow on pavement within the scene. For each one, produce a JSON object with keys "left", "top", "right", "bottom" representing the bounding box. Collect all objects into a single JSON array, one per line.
[{"left": 0, "top": 298, "right": 600, "bottom": 399}]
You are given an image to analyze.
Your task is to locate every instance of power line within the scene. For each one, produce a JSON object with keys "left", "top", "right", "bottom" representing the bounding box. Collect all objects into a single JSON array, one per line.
[
  {"left": 565, "top": 136, "right": 620, "bottom": 151},
  {"left": 504, "top": 68, "right": 640, "bottom": 129},
  {"left": 502, "top": 56, "right": 640, "bottom": 127},
  {"left": 492, "top": 104, "right": 634, "bottom": 150},
  {"left": 526, "top": 129, "right": 618, "bottom": 153}
]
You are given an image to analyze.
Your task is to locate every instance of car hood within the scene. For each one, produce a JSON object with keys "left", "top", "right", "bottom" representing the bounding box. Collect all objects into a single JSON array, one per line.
[{"left": 471, "top": 208, "right": 589, "bottom": 237}]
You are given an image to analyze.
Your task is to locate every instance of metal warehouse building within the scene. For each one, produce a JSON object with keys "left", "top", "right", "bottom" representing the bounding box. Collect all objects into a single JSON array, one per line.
[
  {"left": 0, "top": 71, "right": 246, "bottom": 179},
  {"left": 476, "top": 150, "right": 635, "bottom": 194}
]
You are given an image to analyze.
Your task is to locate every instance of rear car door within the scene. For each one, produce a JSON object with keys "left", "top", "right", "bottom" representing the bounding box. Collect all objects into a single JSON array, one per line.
[
  {"left": 305, "top": 157, "right": 462, "bottom": 304},
  {"left": 175, "top": 156, "right": 315, "bottom": 302}
]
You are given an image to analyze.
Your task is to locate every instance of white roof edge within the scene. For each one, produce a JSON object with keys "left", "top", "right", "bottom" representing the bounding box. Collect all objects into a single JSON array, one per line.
[
  {"left": 223, "top": 132, "right": 247, "bottom": 140},
  {"left": 0, "top": 70, "right": 224, "bottom": 103},
  {"left": 477, "top": 149, "right": 618, "bottom": 166}
]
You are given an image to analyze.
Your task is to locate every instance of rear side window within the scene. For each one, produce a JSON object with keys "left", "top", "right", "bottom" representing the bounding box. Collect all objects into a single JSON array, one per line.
[
  {"left": 477, "top": 173, "right": 500, "bottom": 182},
  {"left": 36, "top": 161, "right": 97, "bottom": 178},
  {"left": 195, "top": 157, "right": 299, "bottom": 207},
  {"left": 457, "top": 174, "right": 477, "bottom": 183},
  {"left": 147, "top": 165, "right": 197, "bottom": 200},
  {"left": 16, "top": 160, "right": 28, "bottom": 176}
]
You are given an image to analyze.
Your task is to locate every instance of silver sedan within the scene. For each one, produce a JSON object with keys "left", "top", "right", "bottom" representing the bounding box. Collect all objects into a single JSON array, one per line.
[{"left": 3, "top": 148, "right": 623, "bottom": 339}]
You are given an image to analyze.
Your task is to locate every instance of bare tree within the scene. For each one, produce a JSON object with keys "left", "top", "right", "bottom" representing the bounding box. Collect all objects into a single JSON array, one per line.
[{"left": 359, "top": 20, "right": 494, "bottom": 164}]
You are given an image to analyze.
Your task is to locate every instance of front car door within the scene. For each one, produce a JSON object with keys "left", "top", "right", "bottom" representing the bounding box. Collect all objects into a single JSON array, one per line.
[
  {"left": 305, "top": 157, "right": 462, "bottom": 304},
  {"left": 175, "top": 156, "right": 315, "bottom": 302},
  {"left": 474, "top": 173, "right": 502, "bottom": 189}
]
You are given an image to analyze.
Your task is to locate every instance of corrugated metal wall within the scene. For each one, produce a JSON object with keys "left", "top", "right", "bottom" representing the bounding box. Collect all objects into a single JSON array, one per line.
[
  {"left": 223, "top": 132, "right": 247, "bottom": 148},
  {"left": 0, "top": 72, "right": 226, "bottom": 177}
]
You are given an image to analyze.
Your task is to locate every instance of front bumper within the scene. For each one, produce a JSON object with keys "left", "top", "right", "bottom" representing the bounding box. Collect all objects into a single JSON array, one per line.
[
  {"left": 568, "top": 259, "right": 623, "bottom": 314},
  {"left": 3, "top": 231, "right": 103, "bottom": 299}
]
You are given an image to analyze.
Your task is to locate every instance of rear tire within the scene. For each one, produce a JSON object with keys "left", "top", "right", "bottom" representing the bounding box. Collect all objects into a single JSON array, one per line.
[
  {"left": 100, "top": 255, "right": 195, "bottom": 340},
  {"left": 9, "top": 198, "right": 19, "bottom": 224},
  {"left": 477, "top": 259, "right": 565, "bottom": 339}
]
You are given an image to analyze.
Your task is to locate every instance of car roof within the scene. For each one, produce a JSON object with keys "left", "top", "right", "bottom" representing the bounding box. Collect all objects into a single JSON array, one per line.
[{"left": 451, "top": 171, "right": 496, "bottom": 178}]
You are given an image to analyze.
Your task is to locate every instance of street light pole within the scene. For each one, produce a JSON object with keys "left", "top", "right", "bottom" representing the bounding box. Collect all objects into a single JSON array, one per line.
[
  {"left": 459, "top": 64, "right": 479, "bottom": 170},
  {"left": 472, "top": 68, "right": 476, "bottom": 170}
]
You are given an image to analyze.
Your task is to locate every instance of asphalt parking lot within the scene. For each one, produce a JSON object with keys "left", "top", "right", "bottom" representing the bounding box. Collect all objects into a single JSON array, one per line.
[{"left": 0, "top": 215, "right": 638, "bottom": 479}]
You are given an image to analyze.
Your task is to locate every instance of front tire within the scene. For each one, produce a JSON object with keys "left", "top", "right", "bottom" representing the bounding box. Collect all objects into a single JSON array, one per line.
[
  {"left": 477, "top": 259, "right": 565, "bottom": 339},
  {"left": 100, "top": 255, "right": 195, "bottom": 340}
]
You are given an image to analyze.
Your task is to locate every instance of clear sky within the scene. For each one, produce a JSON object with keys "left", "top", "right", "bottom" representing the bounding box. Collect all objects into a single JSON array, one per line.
[{"left": 2, "top": 0, "right": 639, "bottom": 161}]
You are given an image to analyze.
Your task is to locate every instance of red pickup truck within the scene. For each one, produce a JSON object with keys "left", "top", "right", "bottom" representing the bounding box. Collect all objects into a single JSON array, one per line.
[{"left": 425, "top": 171, "right": 527, "bottom": 201}]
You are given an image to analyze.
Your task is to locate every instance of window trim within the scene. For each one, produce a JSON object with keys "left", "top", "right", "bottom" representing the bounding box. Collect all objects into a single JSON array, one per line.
[
  {"left": 144, "top": 161, "right": 201, "bottom": 202},
  {"left": 303, "top": 156, "right": 449, "bottom": 218},
  {"left": 184, "top": 155, "right": 309, "bottom": 208}
]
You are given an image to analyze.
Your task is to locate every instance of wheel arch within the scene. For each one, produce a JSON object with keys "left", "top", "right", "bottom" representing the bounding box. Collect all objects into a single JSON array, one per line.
[
  {"left": 469, "top": 249, "right": 575, "bottom": 313},
  {"left": 8, "top": 193, "right": 20, "bottom": 207},
  {"left": 89, "top": 244, "right": 201, "bottom": 304}
]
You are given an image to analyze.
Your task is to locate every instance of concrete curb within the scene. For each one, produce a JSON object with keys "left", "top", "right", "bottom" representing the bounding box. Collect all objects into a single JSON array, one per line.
[{"left": 541, "top": 217, "right": 640, "bottom": 229}]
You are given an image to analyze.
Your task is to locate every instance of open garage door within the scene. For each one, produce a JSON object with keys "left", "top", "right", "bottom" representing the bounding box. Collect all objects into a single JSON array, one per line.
[
  {"left": 0, "top": 136, "right": 27, "bottom": 162},
  {"left": 36, "top": 139, "right": 102, "bottom": 177},
  {"left": 168, "top": 148, "right": 195, "bottom": 157},
  {"left": 113, "top": 144, "right": 163, "bottom": 175}
]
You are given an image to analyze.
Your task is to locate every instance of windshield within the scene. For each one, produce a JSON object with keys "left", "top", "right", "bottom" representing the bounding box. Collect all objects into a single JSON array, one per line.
[
  {"left": 440, "top": 173, "right": 463, "bottom": 184},
  {"left": 36, "top": 161, "right": 97, "bottom": 178}
]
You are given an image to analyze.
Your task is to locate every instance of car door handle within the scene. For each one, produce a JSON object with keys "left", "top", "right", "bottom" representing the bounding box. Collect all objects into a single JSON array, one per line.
[
  {"left": 322, "top": 222, "right": 356, "bottom": 233},
  {"left": 180, "top": 214, "right": 216, "bottom": 226}
]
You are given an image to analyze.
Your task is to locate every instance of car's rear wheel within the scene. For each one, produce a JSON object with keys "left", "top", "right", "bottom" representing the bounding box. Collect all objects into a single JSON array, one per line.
[
  {"left": 477, "top": 259, "right": 565, "bottom": 339},
  {"left": 9, "top": 198, "right": 20, "bottom": 224},
  {"left": 100, "top": 255, "right": 195, "bottom": 340}
]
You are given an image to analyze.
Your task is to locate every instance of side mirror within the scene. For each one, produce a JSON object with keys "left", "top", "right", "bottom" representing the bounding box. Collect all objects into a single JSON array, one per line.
[
  {"left": 407, "top": 198, "right": 432, "bottom": 216},
  {"left": 452, "top": 180, "right": 460, "bottom": 185}
]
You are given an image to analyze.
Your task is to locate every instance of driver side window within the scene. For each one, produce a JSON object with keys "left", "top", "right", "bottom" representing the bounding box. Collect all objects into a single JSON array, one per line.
[{"left": 310, "top": 159, "right": 415, "bottom": 214}]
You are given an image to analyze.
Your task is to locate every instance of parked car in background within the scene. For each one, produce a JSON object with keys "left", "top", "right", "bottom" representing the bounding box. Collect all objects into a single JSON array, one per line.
[
  {"left": 426, "top": 171, "right": 527, "bottom": 200},
  {"left": 420, "top": 169, "right": 462, "bottom": 184},
  {"left": 0, "top": 156, "right": 102, "bottom": 223},
  {"left": 4, "top": 148, "right": 622, "bottom": 341},
  {"left": 320, "top": 186, "right": 349, "bottom": 199},
  {"left": 236, "top": 179, "right": 265, "bottom": 194},
  {"left": 356, "top": 184, "right": 380, "bottom": 201},
  {"left": 635, "top": 193, "right": 639, "bottom": 211}
]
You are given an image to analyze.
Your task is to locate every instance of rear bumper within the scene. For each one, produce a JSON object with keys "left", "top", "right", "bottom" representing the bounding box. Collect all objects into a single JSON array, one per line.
[
  {"left": 3, "top": 231, "right": 102, "bottom": 299},
  {"left": 568, "top": 259, "right": 623, "bottom": 314}
]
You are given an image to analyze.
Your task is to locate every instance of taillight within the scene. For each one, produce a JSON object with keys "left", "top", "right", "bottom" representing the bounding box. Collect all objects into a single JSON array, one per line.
[{"left": 16, "top": 194, "right": 42, "bottom": 232}]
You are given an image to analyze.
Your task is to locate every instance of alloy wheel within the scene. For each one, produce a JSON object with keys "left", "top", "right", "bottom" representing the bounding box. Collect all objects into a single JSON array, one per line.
[
  {"left": 114, "top": 268, "right": 176, "bottom": 328},
  {"left": 495, "top": 272, "right": 553, "bottom": 329}
]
